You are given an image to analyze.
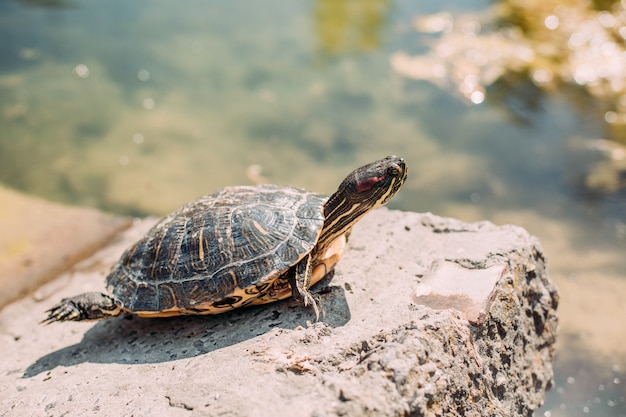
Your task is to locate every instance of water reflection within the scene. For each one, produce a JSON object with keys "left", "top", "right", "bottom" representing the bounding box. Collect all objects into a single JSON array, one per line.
[
  {"left": 547, "top": 336, "right": 625, "bottom": 417},
  {"left": 14, "top": 0, "right": 70, "bottom": 8},
  {"left": 313, "top": 0, "right": 389, "bottom": 60},
  {"left": 391, "top": 0, "right": 626, "bottom": 197}
]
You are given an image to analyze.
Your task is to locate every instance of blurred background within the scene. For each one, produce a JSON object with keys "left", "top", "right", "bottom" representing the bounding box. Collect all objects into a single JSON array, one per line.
[{"left": 0, "top": 0, "right": 625, "bottom": 415}]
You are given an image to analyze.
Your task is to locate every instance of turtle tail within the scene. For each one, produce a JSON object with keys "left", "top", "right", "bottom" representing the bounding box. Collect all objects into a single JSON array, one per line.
[{"left": 41, "top": 292, "right": 123, "bottom": 324}]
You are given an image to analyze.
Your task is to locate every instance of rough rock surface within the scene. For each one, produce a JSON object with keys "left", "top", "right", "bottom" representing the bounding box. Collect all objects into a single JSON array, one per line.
[
  {"left": 0, "top": 185, "right": 130, "bottom": 309},
  {"left": 0, "top": 208, "right": 559, "bottom": 417}
]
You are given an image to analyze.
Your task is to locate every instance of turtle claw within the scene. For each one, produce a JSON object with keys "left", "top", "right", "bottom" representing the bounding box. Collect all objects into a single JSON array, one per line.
[
  {"left": 41, "top": 299, "right": 83, "bottom": 324},
  {"left": 302, "top": 291, "right": 321, "bottom": 322},
  {"left": 41, "top": 292, "right": 122, "bottom": 324}
]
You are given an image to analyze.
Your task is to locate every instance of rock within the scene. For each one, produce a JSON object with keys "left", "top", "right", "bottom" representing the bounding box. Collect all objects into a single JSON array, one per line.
[
  {"left": 0, "top": 208, "right": 558, "bottom": 417},
  {"left": 0, "top": 186, "right": 130, "bottom": 309}
]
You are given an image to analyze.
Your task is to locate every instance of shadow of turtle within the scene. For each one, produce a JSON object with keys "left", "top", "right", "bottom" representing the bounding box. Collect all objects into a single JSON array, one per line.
[{"left": 23, "top": 285, "right": 350, "bottom": 378}]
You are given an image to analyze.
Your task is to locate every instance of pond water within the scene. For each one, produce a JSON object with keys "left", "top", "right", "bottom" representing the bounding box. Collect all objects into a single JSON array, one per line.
[{"left": 1, "top": 0, "right": 625, "bottom": 415}]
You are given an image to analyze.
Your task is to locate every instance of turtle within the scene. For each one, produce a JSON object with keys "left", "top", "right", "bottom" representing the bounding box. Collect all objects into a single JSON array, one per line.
[{"left": 42, "top": 155, "right": 407, "bottom": 323}]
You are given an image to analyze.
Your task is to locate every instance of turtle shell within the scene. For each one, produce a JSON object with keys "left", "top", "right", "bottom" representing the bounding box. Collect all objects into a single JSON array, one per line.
[{"left": 106, "top": 184, "right": 327, "bottom": 315}]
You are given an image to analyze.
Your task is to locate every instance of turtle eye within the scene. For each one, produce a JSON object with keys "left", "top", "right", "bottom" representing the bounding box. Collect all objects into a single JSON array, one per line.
[{"left": 386, "top": 166, "right": 400, "bottom": 177}]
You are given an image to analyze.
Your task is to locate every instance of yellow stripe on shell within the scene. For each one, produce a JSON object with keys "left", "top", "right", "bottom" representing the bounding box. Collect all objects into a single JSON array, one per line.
[{"left": 198, "top": 226, "right": 205, "bottom": 261}]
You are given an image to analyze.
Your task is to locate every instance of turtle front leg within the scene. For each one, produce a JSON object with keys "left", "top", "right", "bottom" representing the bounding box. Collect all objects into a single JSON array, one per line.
[
  {"left": 41, "top": 292, "right": 123, "bottom": 324},
  {"left": 287, "top": 254, "right": 321, "bottom": 320}
]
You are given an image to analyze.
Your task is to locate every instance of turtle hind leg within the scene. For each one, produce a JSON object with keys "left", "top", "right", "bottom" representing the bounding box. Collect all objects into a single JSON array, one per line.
[{"left": 41, "top": 292, "right": 123, "bottom": 324}]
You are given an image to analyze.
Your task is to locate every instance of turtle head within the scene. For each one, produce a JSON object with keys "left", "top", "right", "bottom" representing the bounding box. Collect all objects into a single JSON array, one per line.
[{"left": 320, "top": 155, "right": 407, "bottom": 246}]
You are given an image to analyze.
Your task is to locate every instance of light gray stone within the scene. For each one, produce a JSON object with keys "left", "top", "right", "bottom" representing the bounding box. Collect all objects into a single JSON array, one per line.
[
  {"left": 0, "top": 208, "right": 558, "bottom": 417},
  {"left": 0, "top": 185, "right": 130, "bottom": 309}
]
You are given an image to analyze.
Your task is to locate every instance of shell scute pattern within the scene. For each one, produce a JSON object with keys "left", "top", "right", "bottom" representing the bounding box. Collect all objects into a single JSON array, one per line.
[
  {"left": 107, "top": 185, "right": 327, "bottom": 312},
  {"left": 129, "top": 283, "right": 158, "bottom": 312},
  {"left": 155, "top": 283, "right": 177, "bottom": 311}
]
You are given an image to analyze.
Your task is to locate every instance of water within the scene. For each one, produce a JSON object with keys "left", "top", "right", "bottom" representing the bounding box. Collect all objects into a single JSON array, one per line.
[{"left": 1, "top": 0, "right": 625, "bottom": 415}]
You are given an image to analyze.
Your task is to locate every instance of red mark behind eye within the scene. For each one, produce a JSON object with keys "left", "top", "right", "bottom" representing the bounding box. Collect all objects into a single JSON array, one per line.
[{"left": 355, "top": 173, "right": 386, "bottom": 192}]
